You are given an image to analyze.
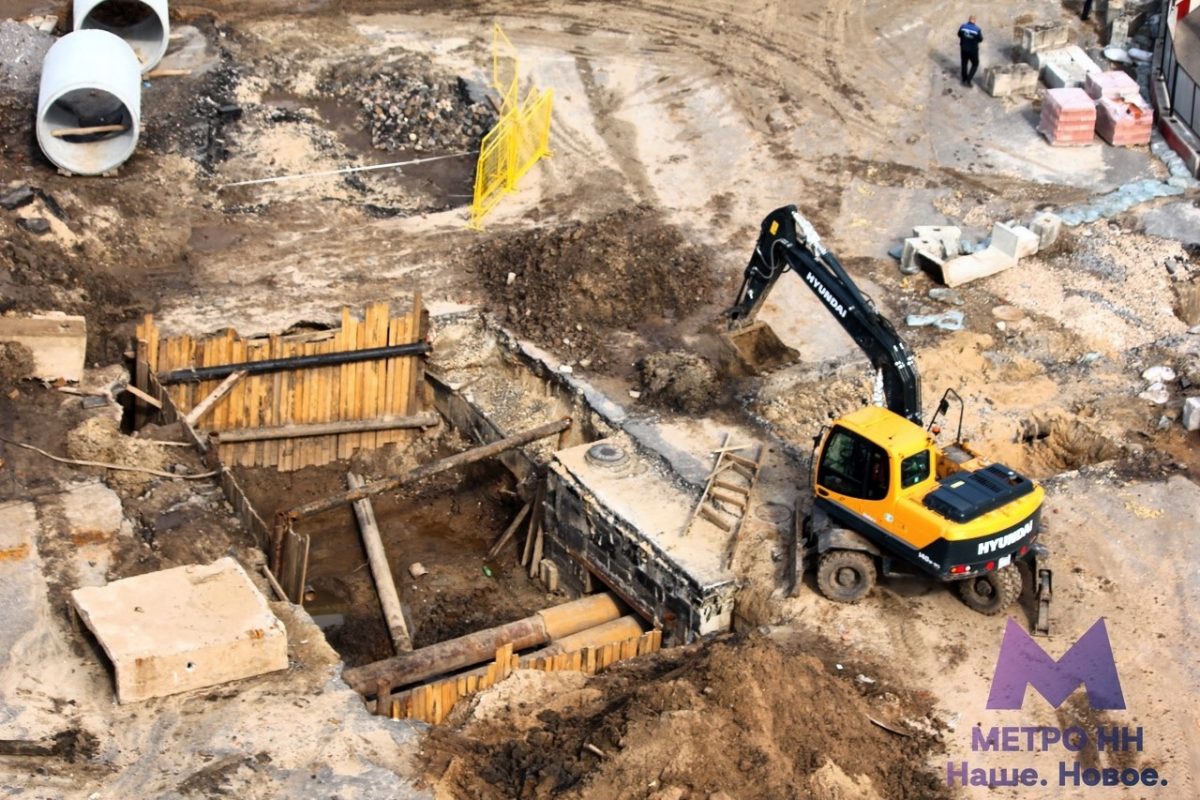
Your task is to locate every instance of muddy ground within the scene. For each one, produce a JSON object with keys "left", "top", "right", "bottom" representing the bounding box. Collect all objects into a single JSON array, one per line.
[{"left": 0, "top": 0, "right": 1198, "bottom": 798}]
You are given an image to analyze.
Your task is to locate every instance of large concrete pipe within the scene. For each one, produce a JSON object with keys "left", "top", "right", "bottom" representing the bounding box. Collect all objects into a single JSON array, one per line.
[
  {"left": 37, "top": 30, "right": 141, "bottom": 176},
  {"left": 74, "top": 0, "right": 170, "bottom": 73}
]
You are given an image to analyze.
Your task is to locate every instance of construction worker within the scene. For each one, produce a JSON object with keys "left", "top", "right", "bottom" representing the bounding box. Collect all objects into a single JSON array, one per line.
[
  {"left": 1081, "top": 0, "right": 1093, "bottom": 20},
  {"left": 958, "top": 15, "right": 983, "bottom": 86}
]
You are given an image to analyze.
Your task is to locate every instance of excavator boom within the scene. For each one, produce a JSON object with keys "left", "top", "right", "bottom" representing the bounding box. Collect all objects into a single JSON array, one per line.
[{"left": 727, "top": 206, "right": 922, "bottom": 424}]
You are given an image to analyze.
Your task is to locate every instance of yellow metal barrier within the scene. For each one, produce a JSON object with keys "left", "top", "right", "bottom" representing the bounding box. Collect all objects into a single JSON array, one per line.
[{"left": 470, "top": 25, "right": 554, "bottom": 229}]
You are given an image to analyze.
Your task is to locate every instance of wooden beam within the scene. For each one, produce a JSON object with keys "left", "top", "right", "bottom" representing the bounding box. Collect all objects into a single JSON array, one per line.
[
  {"left": 348, "top": 472, "right": 413, "bottom": 653},
  {"left": 487, "top": 501, "right": 531, "bottom": 560},
  {"left": 216, "top": 412, "right": 440, "bottom": 444},
  {"left": 184, "top": 370, "right": 246, "bottom": 428},
  {"left": 124, "top": 384, "right": 162, "bottom": 410},
  {"left": 49, "top": 124, "right": 128, "bottom": 138}
]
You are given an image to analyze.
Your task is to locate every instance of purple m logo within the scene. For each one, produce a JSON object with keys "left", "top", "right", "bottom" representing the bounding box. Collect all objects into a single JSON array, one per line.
[{"left": 987, "top": 618, "right": 1125, "bottom": 710}]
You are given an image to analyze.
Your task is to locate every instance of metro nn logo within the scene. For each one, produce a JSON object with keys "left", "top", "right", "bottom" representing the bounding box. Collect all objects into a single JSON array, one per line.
[
  {"left": 947, "top": 619, "right": 1167, "bottom": 790},
  {"left": 987, "top": 617, "right": 1124, "bottom": 710}
]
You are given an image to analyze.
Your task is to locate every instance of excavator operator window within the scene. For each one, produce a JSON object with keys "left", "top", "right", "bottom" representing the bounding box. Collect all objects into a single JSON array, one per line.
[
  {"left": 901, "top": 450, "right": 931, "bottom": 488},
  {"left": 818, "top": 427, "right": 889, "bottom": 501}
]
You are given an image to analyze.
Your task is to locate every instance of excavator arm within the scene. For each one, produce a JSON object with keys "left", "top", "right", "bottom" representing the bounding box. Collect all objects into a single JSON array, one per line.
[{"left": 727, "top": 205, "right": 923, "bottom": 424}]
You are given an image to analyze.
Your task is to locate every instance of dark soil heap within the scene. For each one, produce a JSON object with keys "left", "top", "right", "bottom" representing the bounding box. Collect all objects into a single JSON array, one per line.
[
  {"left": 425, "top": 634, "right": 949, "bottom": 800},
  {"left": 473, "top": 207, "right": 716, "bottom": 370},
  {"left": 637, "top": 350, "right": 720, "bottom": 413},
  {"left": 324, "top": 55, "right": 496, "bottom": 153}
]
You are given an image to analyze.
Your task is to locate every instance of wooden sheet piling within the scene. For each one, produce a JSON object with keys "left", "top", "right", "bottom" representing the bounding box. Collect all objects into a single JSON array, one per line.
[
  {"left": 184, "top": 370, "right": 247, "bottom": 428},
  {"left": 348, "top": 472, "right": 413, "bottom": 653}
]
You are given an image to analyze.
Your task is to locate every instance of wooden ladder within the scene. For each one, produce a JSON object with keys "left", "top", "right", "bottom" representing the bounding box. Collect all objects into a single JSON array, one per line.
[{"left": 683, "top": 433, "right": 767, "bottom": 563}]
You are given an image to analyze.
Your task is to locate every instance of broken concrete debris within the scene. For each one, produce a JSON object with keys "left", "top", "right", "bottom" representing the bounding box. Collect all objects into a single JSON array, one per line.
[
  {"left": 905, "top": 310, "right": 964, "bottom": 331},
  {"left": 16, "top": 217, "right": 49, "bottom": 234},
  {"left": 899, "top": 225, "right": 960, "bottom": 275},
  {"left": 901, "top": 212, "right": 1060, "bottom": 289},
  {"left": 71, "top": 557, "right": 288, "bottom": 703},
  {"left": 1183, "top": 397, "right": 1200, "bottom": 432},
  {"left": 0, "top": 184, "right": 34, "bottom": 209}
]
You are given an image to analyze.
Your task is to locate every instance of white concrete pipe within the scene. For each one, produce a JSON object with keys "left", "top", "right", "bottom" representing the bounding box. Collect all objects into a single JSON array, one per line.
[
  {"left": 74, "top": 0, "right": 170, "bottom": 73},
  {"left": 37, "top": 30, "right": 141, "bottom": 176}
]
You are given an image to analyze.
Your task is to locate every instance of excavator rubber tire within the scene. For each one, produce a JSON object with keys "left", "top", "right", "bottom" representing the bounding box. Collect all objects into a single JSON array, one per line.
[
  {"left": 957, "top": 565, "right": 1023, "bottom": 615},
  {"left": 816, "top": 550, "right": 876, "bottom": 604}
]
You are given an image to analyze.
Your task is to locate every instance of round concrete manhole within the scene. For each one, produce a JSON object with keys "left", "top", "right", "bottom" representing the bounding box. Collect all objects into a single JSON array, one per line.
[
  {"left": 586, "top": 441, "right": 629, "bottom": 468},
  {"left": 754, "top": 502, "right": 793, "bottom": 525}
]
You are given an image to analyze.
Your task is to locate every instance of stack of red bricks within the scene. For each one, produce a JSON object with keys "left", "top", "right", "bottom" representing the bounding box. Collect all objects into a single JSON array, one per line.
[
  {"left": 1084, "top": 70, "right": 1140, "bottom": 100},
  {"left": 1038, "top": 88, "right": 1096, "bottom": 146},
  {"left": 1084, "top": 71, "right": 1153, "bottom": 146}
]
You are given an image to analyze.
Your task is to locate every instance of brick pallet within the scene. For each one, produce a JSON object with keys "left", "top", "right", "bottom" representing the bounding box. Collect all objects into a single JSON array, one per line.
[
  {"left": 1095, "top": 96, "right": 1153, "bottom": 146},
  {"left": 1037, "top": 87, "right": 1096, "bottom": 146},
  {"left": 1084, "top": 70, "right": 1140, "bottom": 100}
]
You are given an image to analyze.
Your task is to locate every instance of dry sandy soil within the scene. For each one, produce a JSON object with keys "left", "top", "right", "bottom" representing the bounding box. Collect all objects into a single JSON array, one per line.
[{"left": 1, "top": 0, "right": 1199, "bottom": 798}]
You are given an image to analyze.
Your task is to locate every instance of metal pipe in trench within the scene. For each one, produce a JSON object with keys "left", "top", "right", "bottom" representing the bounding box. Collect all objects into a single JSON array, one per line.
[{"left": 157, "top": 342, "right": 431, "bottom": 384}]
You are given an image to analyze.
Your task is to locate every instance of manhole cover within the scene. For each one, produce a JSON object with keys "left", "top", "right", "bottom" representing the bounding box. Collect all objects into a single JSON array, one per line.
[
  {"left": 586, "top": 442, "right": 629, "bottom": 468},
  {"left": 754, "top": 502, "right": 793, "bottom": 525}
]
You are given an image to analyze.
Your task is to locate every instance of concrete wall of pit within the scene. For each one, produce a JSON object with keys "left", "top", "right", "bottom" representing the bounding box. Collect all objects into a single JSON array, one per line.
[
  {"left": 37, "top": 29, "right": 141, "bottom": 175},
  {"left": 74, "top": 0, "right": 170, "bottom": 73}
]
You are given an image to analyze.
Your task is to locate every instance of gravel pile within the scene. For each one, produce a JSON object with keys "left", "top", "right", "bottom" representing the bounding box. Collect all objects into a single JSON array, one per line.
[
  {"left": 0, "top": 20, "right": 53, "bottom": 94},
  {"left": 326, "top": 58, "right": 496, "bottom": 153}
]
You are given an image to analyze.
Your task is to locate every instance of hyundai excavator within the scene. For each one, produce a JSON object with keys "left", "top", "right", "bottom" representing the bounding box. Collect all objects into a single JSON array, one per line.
[{"left": 726, "top": 205, "right": 1052, "bottom": 633}]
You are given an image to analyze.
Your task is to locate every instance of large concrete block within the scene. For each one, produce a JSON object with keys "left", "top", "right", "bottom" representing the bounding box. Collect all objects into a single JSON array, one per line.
[
  {"left": 59, "top": 482, "right": 127, "bottom": 544},
  {"left": 71, "top": 557, "right": 288, "bottom": 703},
  {"left": 0, "top": 314, "right": 86, "bottom": 382},
  {"left": 983, "top": 63, "right": 1039, "bottom": 97},
  {"left": 940, "top": 247, "right": 1018, "bottom": 288},
  {"left": 1018, "top": 22, "right": 1071, "bottom": 54}
]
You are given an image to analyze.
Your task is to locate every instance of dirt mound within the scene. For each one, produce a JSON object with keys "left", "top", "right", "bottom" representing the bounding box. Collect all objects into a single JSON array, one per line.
[
  {"left": 474, "top": 208, "right": 716, "bottom": 371},
  {"left": 637, "top": 350, "right": 720, "bottom": 413},
  {"left": 986, "top": 414, "right": 1122, "bottom": 479},
  {"left": 0, "top": 340, "right": 34, "bottom": 386},
  {"left": 67, "top": 415, "right": 168, "bottom": 493},
  {"left": 425, "top": 634, "right": 948, "bottom": 800},
  {"left": 322, "top": 55, "right": 496, "bottom": 153}
]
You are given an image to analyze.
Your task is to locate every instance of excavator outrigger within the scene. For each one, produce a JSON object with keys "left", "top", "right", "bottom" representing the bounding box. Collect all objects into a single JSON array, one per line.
[{"left": 726, "top": 205, "right": 1053, "bottom": 633}]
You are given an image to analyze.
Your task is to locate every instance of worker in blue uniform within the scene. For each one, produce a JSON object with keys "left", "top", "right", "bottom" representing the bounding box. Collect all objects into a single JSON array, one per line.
[{"left": 958, "top": 15, "right": 983, "bottom": 87}]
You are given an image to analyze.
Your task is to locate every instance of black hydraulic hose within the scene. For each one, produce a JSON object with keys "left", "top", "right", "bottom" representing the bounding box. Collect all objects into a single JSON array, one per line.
[{"left": 157, "top": 342, "right": 431, "bottom": 384}]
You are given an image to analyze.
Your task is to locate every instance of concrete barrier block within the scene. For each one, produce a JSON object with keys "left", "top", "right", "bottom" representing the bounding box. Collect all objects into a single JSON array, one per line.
[
  {"left": 940, "top": 247, "right": 1018, "bottom": 288},
  {"left": 991, "top": 222, "right": 1023, "bottom": 259},
  {"left": 1029, "top": 212, "right": 1062, "bottom": 249},
  {"left": 1183, "top": 397, "right": 1200, "bottom": 432},
  {"left": 983, "top": 63, "right": 1039, "bottom": 97},
  {"left": 0, "top": 314, "right": 86, "bottom": 382},
  {"left": 1011, "top": 225, "right": 1041, "bottom": 258},
  {"left": 71, "top": 557, "right": 288, "bottom": 703},
  {"left": 1018, "top": 22, "right": 1071, "bottom": 55}
]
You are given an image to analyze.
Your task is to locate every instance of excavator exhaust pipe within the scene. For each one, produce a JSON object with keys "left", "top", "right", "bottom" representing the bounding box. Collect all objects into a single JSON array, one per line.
[{"left": 718, "top": 321, "right": 800, "bottom": 376}]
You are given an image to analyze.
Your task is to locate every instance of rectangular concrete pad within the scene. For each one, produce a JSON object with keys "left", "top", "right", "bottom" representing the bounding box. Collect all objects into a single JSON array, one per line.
[
  {"left": 0, "top": 315, "right": 86, "bottom": 382},
  {"left": 940, "top": 247, "right": 1017, "bottom": 288},
  {"left": 71, "top": 557, "right": 287, "bottom": 703}
]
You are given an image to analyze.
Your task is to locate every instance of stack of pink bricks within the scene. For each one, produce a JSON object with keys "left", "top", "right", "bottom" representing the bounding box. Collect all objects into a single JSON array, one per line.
[
  {"left": 1038, "top": 88, "right": 1097, "bottom": 146},
  {"left": 1095, "top": 96, "right": 1153, "bottom": 146}
]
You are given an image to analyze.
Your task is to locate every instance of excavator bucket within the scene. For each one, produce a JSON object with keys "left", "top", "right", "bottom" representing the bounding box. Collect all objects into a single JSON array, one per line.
[{"left": 718, "top": 321, "right": 800, "bottom": 376}]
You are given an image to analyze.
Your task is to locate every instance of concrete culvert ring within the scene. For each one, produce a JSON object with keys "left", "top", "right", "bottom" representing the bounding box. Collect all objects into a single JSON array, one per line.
[
  {"left": 74, "top": 0, "right": 169, "bottom": 73},
  {"left": 37, "top": 30, "right": 141, "bottom": 176},
  {"left": 585, "top": 441, "right": 629, "bottom": 469}
]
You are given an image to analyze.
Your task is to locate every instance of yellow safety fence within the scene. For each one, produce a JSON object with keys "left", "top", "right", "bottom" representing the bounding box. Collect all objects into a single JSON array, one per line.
[{"left": 471, "top": 24, "right": 554, "bottom": 229}]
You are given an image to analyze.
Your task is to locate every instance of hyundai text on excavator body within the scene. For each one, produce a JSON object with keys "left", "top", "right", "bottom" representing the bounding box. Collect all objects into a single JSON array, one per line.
[{"left": 726, "top": 205, "right": 1052, "bottom": 632}]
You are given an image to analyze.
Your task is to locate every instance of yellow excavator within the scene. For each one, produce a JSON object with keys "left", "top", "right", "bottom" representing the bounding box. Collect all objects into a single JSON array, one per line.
[{"left": 725, "top": 206, "right": 1052, "bottom": 632}]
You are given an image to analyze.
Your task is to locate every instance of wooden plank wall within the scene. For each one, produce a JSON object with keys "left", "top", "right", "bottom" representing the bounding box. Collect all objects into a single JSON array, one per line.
[
  {"left": 140, "top": 369, "right": 280, "bottom": 561},
  {"left": 134, "top": 300, "right": 427, "bottom": 472},
  {"left": 385, "top": 629, "right": 663, "bottom": 724}
]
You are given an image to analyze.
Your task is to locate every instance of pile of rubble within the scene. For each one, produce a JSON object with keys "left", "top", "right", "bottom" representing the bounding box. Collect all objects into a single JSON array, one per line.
[{"left": 325, "top": 58, "right": 497, "bottom": 153}]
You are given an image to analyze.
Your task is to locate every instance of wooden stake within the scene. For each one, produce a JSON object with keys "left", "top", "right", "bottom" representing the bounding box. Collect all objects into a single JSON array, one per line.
[
  {"left": 348, "top": 473, "right": 413, "bottom": 653},
  {"left": 487, "top": 501, "right": 531, "bottom": 560},
  {"left": 184, "top": 370, "right": 247, "bottom": 428},
  {"left": 49, "top": 124, "right": 128, "bottom": 137}
]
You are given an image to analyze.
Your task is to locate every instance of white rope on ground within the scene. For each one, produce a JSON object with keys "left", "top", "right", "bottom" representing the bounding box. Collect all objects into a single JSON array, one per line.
[
  {"left": 0, "top": 436, "right": 218, "bottom": 480},
  {"left": 217, "top": 151, "right": 477, "bottom": 190}
]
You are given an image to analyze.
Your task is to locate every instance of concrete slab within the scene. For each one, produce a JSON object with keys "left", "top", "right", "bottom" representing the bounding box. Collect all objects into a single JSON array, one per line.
[
  {"left": 1184, "top": 397, "right": 1200, "bottom": 432},
  {"left": 71, "top": 558, "right": 288, "bottom": 703},
  {"left": 940, "top": 247, "right": 1018, "bottom": 288},
  {"left": 58, "top": 481, "right": 128, "bottom": 544},
  {"left": 982, "top": 63, "right": 1039, "bottom": 97},
  {"left": 1029, "top": 211, "right": 1063, "bottom": 249},
  {"left": 0, "top": 502, "right": 39, "bottom": 676},
  {"left": 1018, "top": 22, "right": 1071, "bottom": 55},
  {"left": 0, "top": 314, "right": 86, "bottom": 382}
]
